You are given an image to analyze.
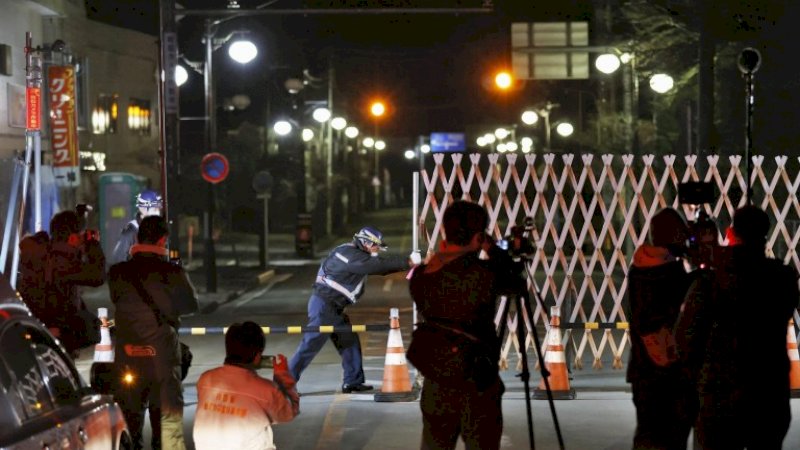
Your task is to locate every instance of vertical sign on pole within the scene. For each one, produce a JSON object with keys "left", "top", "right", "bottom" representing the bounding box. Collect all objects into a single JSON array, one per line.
[{"left": 48, "top": 65, "right": 80, "bottom": 187}]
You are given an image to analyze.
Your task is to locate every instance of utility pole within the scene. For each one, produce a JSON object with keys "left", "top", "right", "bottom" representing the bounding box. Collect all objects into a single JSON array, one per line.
[{"left": 158, "top": 0, "right": 181, "bottom": 260}]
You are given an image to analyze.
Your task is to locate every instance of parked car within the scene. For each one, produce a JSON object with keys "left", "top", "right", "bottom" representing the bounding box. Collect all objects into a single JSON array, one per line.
[{"left": 0, "top": 277, "right": 131, "bottom": 449}]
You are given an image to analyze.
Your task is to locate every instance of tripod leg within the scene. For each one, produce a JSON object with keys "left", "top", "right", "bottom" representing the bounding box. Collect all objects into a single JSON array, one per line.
[{"left": 519, "top": 292, "right": 567, "bottom": 450}]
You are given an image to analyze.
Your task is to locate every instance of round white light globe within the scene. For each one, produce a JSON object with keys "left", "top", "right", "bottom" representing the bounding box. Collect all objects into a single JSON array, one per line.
[
  {"left": 595, "top": 53, "right": 621, "bottom": 74},
  {"left": 521, "top": 110, "right": 539, "bottom": 125},
  {"left": 302, "top": 128, "right": 314, "bottom": 142},
  {"left": 404, "top": 149, "right": 416, "bottom": 160},
  {"left": 649, "top": 73, "right": 674, "bottom": 94},
  {"left": 363, "top": 137, "right": 375, "bottom": 148},
  {"left": 312, "top": 107, "right": 331, "bottom": 123},
  {"left": 228, "top": 40, "right": 258, "bottom": 64},
  {"left": 331, "top": 117, "right": 347, "bottom": 131},
  {"left": 175, "top": 65, "right": 189, "bottom": 87},
  {"left": 344, "top": 126, "right": 359, "bottom": 138},
  {"left": 556, "top": 122, "right": 574, "bottom": 137},
  {"left": 273, "top": 120, "right": 292, "bottom": 136},
  {"left": 375, "top": 140, "right": 386, "bottom": 150}
]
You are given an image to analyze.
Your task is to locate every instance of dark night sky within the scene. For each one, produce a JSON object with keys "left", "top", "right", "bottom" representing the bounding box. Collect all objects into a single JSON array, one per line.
[{"left": 83, "top": 0, "right": 595, "bottom": 147}]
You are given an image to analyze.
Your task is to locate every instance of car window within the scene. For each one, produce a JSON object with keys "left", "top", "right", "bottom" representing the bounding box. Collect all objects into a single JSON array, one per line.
[
  {"left": 0, "top": 323, "right": 55, "bottom": 420},
  {"left": 29, "top": 328, "right": 82, "bottom": 404}
]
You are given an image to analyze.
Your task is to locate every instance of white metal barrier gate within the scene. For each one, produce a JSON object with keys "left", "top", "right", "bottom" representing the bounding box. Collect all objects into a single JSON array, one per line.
[{"left": 417, "top": 152, "right": 800, "bottom": 371}]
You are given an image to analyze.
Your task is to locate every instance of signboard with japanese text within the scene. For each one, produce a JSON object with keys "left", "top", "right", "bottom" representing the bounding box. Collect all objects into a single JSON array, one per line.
[
  {"left": 48, "top": 65, "right": 80, "bottom": 187},
  {"left": 26, "top": 86, "right": 40, "bottom": 130}
]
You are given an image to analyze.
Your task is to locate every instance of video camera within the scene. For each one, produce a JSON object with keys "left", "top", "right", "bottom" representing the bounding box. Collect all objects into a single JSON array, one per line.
[
  {"left": 75, "top": 203, "right": 100, "bottom": 243},
  {"left": 496, "top": 216, "right": 536, "bottom": 260},
  {"left": 678, "top": 181, "right": 719, "bottom": 268}
]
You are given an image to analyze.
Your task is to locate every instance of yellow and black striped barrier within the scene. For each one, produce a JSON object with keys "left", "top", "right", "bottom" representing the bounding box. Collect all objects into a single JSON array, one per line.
[
  {"left": 561, "top": 322, "right": 629, "bottom": 330},
  {"left": 178, "top": 323, "right": 391, "bottom": 336}
]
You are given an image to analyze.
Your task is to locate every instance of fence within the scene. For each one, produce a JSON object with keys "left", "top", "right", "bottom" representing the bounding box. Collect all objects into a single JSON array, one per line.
[{"left": 418, "top": 152, "right": 800, "bottom": 370}]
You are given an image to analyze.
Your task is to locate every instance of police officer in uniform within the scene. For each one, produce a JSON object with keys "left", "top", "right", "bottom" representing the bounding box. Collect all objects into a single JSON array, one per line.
[
  {"left": 288, "top": 226, "right": 419, "bottom": 393},
  {"left": 109, "top": 189, "right": 163, "bottom": 267}
]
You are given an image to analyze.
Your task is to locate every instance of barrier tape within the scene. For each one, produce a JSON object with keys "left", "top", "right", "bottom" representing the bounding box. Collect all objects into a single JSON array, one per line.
[
  {"left": 178, "top": 323, "right": 391, "bottom": 336},
  {"left": 561, "top": 322, "right": 629, "bottom": 330}
]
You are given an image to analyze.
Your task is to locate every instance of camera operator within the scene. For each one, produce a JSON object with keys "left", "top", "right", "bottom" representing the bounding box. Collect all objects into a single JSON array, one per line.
[
  {"left": 109, "top": 215, "right": 199, "bottom": 450},
  {"left": 676, "top": 205, "right": 798, "bottom": 448},
  {"left": 18, "top": 210, "right": 106, "bottom": 356},
  {"left": 408, "top": 200, "right": 522, "bottom": 450},
  {"left": 625, "top": 207, "right": 694, "bottom": 449},
  {"left": 193, "top": 321, "right": 299, "bottom": 450}
]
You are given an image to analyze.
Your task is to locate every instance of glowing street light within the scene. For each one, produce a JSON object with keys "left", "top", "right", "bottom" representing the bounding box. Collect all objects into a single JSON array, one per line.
[
  {"left": 175, "top": 65, "right": 188, "bottom": 87},
  {"left": 556, "top": 122, "right": 574, "bottom": 137},
  {"left": 595, "top": 53, "right": 621, "bottom": 74},
  {"left": 494, "top": 128, "right": 510, "bottom": 140},
  {"left": 521, "top": 110, "right": 539, "bottom": 125},
  {"left": 494, "top": 71, "right": 513, "bottom": 90},
  {"left": 273, "top": 120, "right": 292, "bottom": 136},
  {"left": 228, "top": 39, "right": 258, "bottom": 64},
  {"left": 312, "top": 107, "right": 331, "bottom": 123},
  {"left": 404, "top": 149, "right": 416, "bottom": 160},
  {"left": 370, "top": 101, "right": 386, "bottom": 118},
  {"left": 649, "top": 73, "right": 674, "bottom": 94},
  {"left": 301, "top": 128, "right": 314, "bottom": 142},
  {"left": 363, "top": 137, "right": 375, "bottom": 148},
  {"left": 344, "top": 126, "right": 359, "bottom": 139},
  {"left": 374, "top": 140, "right": 386, "bottom": 150},
  {"left": 331, "top": 116, "right": 347, "bottom": 131},
  {"left": 420, "top": 144, "right": 431, "bottom": 153}
]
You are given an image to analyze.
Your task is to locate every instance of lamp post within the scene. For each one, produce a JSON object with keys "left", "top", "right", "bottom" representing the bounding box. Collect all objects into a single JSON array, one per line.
[
  {"left": 202, "top": 19, "right": 257, "bottom": 293},
  {"left": 521, "top": 102, "right": 557, "bottom": 150}
]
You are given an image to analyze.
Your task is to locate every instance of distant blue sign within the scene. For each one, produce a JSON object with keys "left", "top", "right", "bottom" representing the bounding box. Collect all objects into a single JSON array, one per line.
[{"left": 430, "top": 132, "right": 466, "bottom": 152}]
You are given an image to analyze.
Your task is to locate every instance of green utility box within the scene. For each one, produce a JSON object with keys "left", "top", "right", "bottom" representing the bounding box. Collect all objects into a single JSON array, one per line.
[{"left": 98, "top": 172, "right": 145, "bottom": 260}]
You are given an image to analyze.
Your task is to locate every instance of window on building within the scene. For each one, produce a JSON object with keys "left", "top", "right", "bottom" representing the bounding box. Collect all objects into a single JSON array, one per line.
[
  {"left": 127, "top": 98, "right": 151, "bottom": 135},
  {"left": 92, "top": 94, "right": 118, "bottom": 134}
]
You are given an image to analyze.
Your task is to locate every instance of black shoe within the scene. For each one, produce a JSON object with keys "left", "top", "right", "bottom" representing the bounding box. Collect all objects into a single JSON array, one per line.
[{"left": 342, "top": 383, "right": 373, "bottom": 393}]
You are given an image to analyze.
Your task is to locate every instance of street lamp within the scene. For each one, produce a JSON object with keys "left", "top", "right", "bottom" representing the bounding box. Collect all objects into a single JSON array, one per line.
[
  {"left": 555, "top": 122, "right": 574, "bottom": 137},
  {"left": 175, "top": 65, "right": 189, "bottom": 87},
  {"left": 273, "top": 120, "right": 292, "bottom": 136},
  {"left": 494, "top": 70, "right": 513, "bottom": 90},
  {"left": 200, "top": 19, "right": 258, "bottom": 293},
  {"left": 301, "top": 128, "right": 314, "bottom": 142},
  {"left": 649, "top": 73, "right": 674, "bottom": 94},
  {"left": 228, "top": 38, "right": 257, "bottom": 64}
]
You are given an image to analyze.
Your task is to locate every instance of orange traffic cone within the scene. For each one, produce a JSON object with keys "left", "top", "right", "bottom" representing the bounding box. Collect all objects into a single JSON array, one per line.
[
  {"left": 93, "top": 307, "right": 114, "bottom": 362},
  {"left": 787, "top": 319, "right": 800, "bottom": 398},
  {"left": 534, "top": 307, "right": 576, "bottom": 400},
  {"left": 374, "top": 308, "right": 418, "bottom": 402}
]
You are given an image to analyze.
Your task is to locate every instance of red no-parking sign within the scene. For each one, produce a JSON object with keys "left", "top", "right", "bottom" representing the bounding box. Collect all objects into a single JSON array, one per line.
[{"left": 201, "top": 152, "right": 229, "bottom": 184}]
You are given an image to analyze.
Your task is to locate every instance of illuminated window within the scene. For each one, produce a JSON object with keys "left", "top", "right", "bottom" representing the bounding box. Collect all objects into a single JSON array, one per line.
[
  {"left": 92, "top": 94, "right": 118, "bottom": 134},
  {"left": 127, "top": 98, "right": 151, "bottom": 135}
]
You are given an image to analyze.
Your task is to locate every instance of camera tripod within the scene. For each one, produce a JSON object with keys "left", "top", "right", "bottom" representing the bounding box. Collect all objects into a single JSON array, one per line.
[{"left": 496, "top": 270, "right": 565, "bottom": 450}]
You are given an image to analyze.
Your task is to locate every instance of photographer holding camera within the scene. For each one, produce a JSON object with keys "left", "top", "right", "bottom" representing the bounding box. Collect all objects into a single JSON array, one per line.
[
  {"left": 194, "top": 321, "right": 299, "bottom": 450},
  {"left": 18, "top": 209, "right": 106, "bottom": 356},
  {"left": 626, "top": 207, "right": 695, "bottom": 449},
  {"left": 677, "top": 205, "right": 798, "bottom": 448},
  {"left": 407, "top": 200, "right": 522, "bottom": 450}
]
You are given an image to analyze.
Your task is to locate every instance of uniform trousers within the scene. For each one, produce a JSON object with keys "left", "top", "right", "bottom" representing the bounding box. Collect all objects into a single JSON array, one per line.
[{"left": 289, "top": 294, "right": 365, "bottom": 385}]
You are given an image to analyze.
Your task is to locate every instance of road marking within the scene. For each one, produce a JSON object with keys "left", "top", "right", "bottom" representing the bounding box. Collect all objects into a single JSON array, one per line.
[
  {"left": 315, "top": 393, "right": 349, "bottom": 449},
  {"left": 231, "top": 274, "right": 293, "bottom": 308}
]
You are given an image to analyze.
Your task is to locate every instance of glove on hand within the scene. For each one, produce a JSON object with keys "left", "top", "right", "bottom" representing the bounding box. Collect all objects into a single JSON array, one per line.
[
  {"left": 641, "top": 327, "right": 677, "bottom": 367},
  {"left": 409, "top": 251, "right": 422, "bottom": 265},
  {"left": 273, "top": 353, "right": 289, "bottom": 373}
]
